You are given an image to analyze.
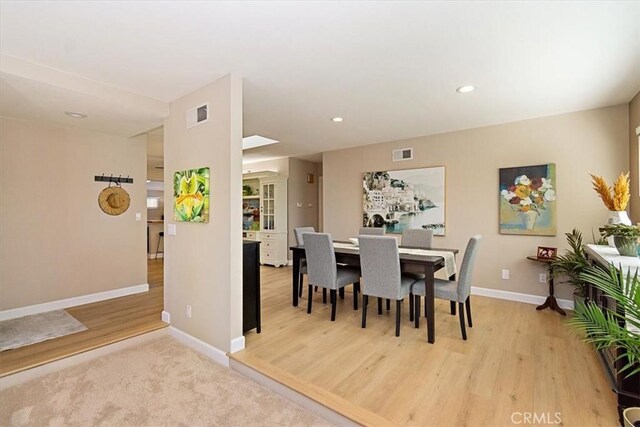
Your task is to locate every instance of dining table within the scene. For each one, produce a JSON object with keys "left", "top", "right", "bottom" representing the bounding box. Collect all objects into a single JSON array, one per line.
[{"left": 289, "top": 241, "right": 458, "bottom": 344}]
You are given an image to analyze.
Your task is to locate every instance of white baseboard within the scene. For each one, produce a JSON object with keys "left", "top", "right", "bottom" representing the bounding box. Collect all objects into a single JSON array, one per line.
[
  {"left": 161, "top": 310, "right": 171, "bottom": 323},
  {"left": 147, "top": 253, "right": 164, "bottom": 259},
  {"left": 0, "top": 328, "right": 168, "bottom": 390},
  {"left": 471, "top": 286, "right": 574, "bottom": 310},
  {"left": 230, "top": 335, "right": 245, "bottom": 353},
  {"left": 168, "top": 326, "right": 229, "bottom": 367},
  {"left": 287, "top": 260, "right": 293, "bottom": 266},
  {"left": 0, "top": 283, "right": 150, "bottom": 321}
]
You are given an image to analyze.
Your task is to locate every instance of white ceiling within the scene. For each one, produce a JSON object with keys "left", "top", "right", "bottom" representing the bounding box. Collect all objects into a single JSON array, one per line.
[{"left": 1, "top": 1, "right": 639, "bottom": 163}]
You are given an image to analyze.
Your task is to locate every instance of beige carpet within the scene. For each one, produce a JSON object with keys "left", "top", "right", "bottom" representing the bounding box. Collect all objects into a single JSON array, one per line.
[
  {"left": 0, "top": 310, "right": 87, "bottom": 352},
  {"left": 0, "top": 336, "right": 333, "bottom": 426}
]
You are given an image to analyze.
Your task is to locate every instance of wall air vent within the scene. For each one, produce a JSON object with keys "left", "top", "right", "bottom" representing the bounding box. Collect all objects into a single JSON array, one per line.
[
  {"left": 392, "top": 148, "right": 413, "bottom": 162},
  {"left": 186, "top": 103, "right": 209, "bottom": 129}
]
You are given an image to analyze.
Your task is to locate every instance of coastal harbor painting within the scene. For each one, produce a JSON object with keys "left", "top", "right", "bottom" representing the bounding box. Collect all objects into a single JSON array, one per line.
[{"left": 362, "top": 166, "right": 446, "bottom": 235}]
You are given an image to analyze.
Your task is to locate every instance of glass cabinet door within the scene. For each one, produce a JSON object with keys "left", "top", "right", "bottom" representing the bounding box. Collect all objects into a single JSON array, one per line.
[{"left": 262, "top": 183, "right": 276, "bottom": 230}]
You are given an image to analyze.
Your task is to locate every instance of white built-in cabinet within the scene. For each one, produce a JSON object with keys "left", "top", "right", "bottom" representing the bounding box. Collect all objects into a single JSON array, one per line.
[{"left": 242, "top": 172, "right": 288, "bottom": 267}]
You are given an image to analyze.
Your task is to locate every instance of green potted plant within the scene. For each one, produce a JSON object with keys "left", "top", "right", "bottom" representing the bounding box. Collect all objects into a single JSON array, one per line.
[
  {"left": 600, "top": 223, "right": 640, "bottom": 257},
  {"left": 569, "top": 265, "right": 640, "bottom": 378},
  {"left": 551, "top": 229, "right": 591, "bottom": 306}
]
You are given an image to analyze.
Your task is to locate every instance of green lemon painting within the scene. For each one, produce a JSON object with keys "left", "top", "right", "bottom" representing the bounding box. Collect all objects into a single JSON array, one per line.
[{"left": 173, "top": 167, "right": 210, "bottom": 223}]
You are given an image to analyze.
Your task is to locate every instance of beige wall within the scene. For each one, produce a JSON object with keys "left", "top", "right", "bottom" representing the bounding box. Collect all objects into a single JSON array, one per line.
[
  {"left": 287, "top": 158, "right": 320, "bottom": 251},
  {"left": 0, "top": 117, "right": 147, "bottom": 310},
  {"left": 243, "top": 157, "right": 289, "bottom": 176},
  {"left": 629, "top": 91, "right": 640, "bottom": 223},
  {"left": 323, "top": 105, "right": 629, "bottom": 300},
  {"left": 164, "top": 74, "right": 243, "bottom": 351}
]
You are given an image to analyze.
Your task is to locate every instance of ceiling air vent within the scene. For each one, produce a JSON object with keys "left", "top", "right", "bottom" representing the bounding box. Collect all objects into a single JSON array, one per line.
[
  {"left": 186, "top": 103, "right": 209, "bottom": 129},
  {"left": 392, "top": 148, "right": 413, "bottom": 162}
]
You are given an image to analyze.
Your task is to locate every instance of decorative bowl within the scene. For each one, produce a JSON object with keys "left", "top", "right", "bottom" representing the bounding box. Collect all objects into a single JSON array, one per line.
[{"left": 348, "top": 237, "right": 359, "bottom": 246}]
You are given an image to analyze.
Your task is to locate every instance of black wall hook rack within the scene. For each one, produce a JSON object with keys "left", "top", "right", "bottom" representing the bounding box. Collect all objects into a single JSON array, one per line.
[{"left": 95, "top": 175, "right": 134, "bottom": 184}]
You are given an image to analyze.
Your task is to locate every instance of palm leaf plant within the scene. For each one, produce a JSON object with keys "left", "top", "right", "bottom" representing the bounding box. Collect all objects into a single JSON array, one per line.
[
  {"left": 550, "top": 229, "right": 591, "bottom": 298},
  {"left": 569, "top": 265, "right": 640, "bottom": 376}
]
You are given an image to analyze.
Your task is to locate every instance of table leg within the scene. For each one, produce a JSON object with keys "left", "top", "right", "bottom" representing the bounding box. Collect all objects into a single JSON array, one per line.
[
  {"left": 425, "top": 264, "right": 435, "bottom": 344},
  {"left": 536, "top": 274, "right": 566, "bottom": 316},
  {"left": 292, "top": 249, "right": 300, "bottom": 307}
]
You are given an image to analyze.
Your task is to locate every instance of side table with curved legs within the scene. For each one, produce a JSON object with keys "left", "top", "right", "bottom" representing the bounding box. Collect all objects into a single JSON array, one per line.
[{"left": 526, "top": 255, "right": 566, "bottom": 316}]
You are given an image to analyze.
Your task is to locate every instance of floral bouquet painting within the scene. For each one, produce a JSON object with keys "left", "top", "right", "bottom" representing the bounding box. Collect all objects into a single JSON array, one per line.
[
  {"left": 499, "top": 164, "right": 556, "bottom": 235},
  {"left": 174, "top": 167, "right": 210, "bottom": 223}
]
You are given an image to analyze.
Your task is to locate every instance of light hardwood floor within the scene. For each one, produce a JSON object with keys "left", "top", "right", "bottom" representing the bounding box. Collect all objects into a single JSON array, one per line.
[
  {"left": 232, "top": 265, "right": 619, "bottom": 426},
  {"left": 0, "top": 259, "right": 166, "bottom": 377}
]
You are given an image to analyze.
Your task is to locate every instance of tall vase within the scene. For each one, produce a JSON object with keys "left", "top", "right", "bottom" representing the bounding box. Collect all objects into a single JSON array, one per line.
[
  {"left": 606, "top": 210, "right": 632, "bottom": 246},
  {"left": 521, "top": 210, "right": 538, "bottom": 230}
]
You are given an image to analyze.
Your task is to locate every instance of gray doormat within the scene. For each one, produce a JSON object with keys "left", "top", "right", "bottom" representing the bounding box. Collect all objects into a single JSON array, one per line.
[{"left": 0, "top": 310, "right": 87, "bottom": 352}]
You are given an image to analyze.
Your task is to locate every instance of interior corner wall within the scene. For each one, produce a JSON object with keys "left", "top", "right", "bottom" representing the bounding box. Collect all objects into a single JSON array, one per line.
[
  {"left": 629, "top": 91, "right": 640, "bottom": 223},
  {"left": 164, "top": 74, "right": 243, "bottom": 352},
  {"left": 322, "top": 105, "right": 629, "bottom": 301},
  {"left": 287, "top": 158, "right": 320, "bottom": 253},
  {"left": 0, "top": 117, "right": 147, "bottom": 310}
]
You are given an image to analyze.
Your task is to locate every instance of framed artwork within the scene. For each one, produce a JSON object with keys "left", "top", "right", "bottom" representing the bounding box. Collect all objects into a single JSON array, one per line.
[
  {"left": 173, "top": 167, "right": 210, "bottom": 223},
  {"left": 499, "top": 163, "right": 556, "bottom": 235},
  {"left": 537, "top": 246, "right": 557, "bottom": 259},
  {"left": 362, "top": 166, "right": 446, "bottom": 235}
]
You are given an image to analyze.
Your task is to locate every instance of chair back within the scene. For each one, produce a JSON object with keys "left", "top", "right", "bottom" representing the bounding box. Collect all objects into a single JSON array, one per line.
[
  {"left": 457, "top": 235, "right": 482, "bottom": 300},
  {"left": 359, "top": 227, "right": 385, "bottom": 236},
  {"left": 294, "top": 226, "right": 315, "bottom": 246},
  {"left": 401, "top": 228, "right": 433, "bottom": 248},
  {"left": 358, "top": 235, "right": 402, "bottom": 299},
  {"left": 303, "top": 233, "right": 338, "bottom": 289}
]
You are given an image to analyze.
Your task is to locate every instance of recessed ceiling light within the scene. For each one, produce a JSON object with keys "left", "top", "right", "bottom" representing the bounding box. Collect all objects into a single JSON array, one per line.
[
  {"left": 331, "top": 117, "right": 344, "bottom": 122},
  {"left": 456, "top": 85, "right": 475, "bottom": 94},
  {"left": 146, "top": 180, "right": 151, "bottom": 183},
  {"left": 65, "top": 111, "right": 87, "bottom": 118}
]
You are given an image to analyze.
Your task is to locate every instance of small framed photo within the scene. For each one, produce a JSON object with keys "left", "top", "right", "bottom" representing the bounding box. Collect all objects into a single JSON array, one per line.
[{"left": 537, "top": 246, "right": 557, "bottom": 259}]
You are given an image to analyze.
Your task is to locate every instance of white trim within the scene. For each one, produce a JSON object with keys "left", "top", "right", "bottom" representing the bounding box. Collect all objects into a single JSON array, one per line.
[
  {"left": 168, "top": 326, "right": 229, "bottom": 367},
  {"left": 287, "top": 259, "right": 293, "bottom": 266},
  {"left": 471, "top": 286, "right": 574, "bottom": 310},
  {"left": 636, "top": 124, "right": 640, "bottom": 136},
  {"left": 230, "top": 335, "right": 245, "bottom": 353},
  {"left": 0, "top": 283, "right": 149, "bottom": 321},
  {"left": 147, "top": 253, "right": 164, "bottom": 259},
  {"left": 0, "top": 328, "right": 168, "bottom": 390},
  {"left": 161, "top": 311, "right": 171, "bottom": 324}
]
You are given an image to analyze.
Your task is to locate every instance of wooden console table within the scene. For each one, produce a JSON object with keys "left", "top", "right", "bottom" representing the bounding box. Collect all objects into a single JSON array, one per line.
[{"left": 526, "top": 256, "right": 566, "bottom": 316}]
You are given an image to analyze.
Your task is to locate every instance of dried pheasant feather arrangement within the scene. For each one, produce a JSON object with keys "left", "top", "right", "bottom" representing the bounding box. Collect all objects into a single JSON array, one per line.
[{"left": 590, "top": 172, "right": 630, "bottom": 211}]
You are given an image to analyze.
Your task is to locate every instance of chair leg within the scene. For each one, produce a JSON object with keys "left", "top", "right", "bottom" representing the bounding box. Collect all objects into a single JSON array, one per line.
[
  {"left": 299, "top": 273, "right": 304, "bottom": 298},
  {"left": 465, "top": 297, "right": 473, "bottom": 327},
  {"left": 396, "top": 300, "right": 402, "bottom": 337},
  {"left": 386, "top": 299, "right": 391, "bottom": 311},
  {"left": 323, "top": 288, "right": 327, "bottom": 304},
  {"left": 361, "top": 295, "right": 368, "bottom": 328},
  {"left": 339, "top": 287, "right": 345, "bottom": 300},
  {"left": 414, "top": 295, "right": 421, "bottom": 328},
  {"left": 450, "top": 301, "right": 456, "bottom": 315},
  {"left": 409, "top": 293, "right": 414, "bottom": 322},
  {"left": 353, "top": 283, "right": 359, "bottom": 310},
  {"left": 330, "top": 290, "right": 337, "bottom": 321},
  {"left": 377, "top": 297, "right": 383, "bottom": 315},
  {"left": 458, "top": 302, "right": 467, "bottom": 340},
  {"left": 307, "top": 285, "right": 313, "bottom": 314}
]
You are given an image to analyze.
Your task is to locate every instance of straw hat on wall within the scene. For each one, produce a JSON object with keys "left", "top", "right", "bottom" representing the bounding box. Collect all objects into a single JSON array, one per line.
[{"left": 98, "top": 186, "right": 130, "bottom": 216}]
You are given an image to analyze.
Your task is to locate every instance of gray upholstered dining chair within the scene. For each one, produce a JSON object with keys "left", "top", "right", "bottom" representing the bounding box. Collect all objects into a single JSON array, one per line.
[
  {"left": 411, "top": 235, "right": 481, "bottom": 340},
  {"left": 294, "top": 226, "right": 315, "bottom": 298},
  {"left": 304, "top": 233, "right": 361, "bottom": 321},
  {"left": 358, "top": 235, "right": 416, "bottom": 337},
  {"left": 359, "top": 227, "right": 385, "bottom": 236},
  {"left": 401, "top": 228, "right": 433, "bottom": 248}
]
